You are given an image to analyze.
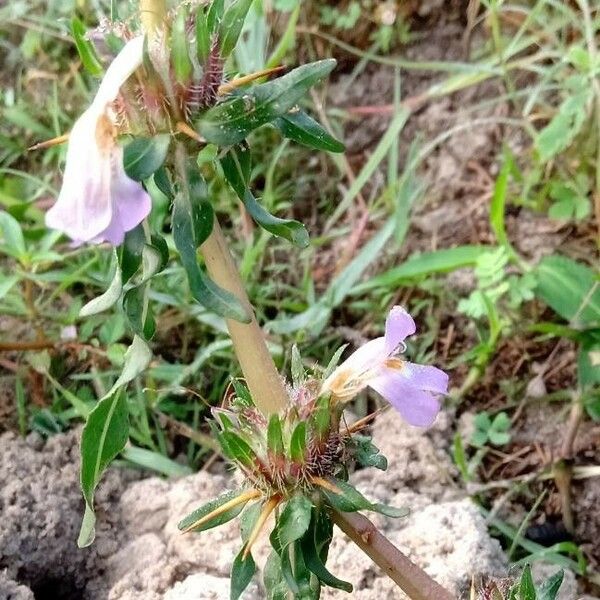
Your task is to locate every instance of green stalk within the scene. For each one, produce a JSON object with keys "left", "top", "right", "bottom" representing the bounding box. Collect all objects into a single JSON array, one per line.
[{"left": 200, "top": 218, "right": 288, "bottom": 415}]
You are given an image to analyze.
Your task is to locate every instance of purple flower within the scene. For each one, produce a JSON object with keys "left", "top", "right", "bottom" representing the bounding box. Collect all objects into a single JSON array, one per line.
[
  {"left": 45, "top": 36, "right": 151, "bottom": 246},
  {"left": 321, "top": 306, "right": 448, "bottom": 427}
]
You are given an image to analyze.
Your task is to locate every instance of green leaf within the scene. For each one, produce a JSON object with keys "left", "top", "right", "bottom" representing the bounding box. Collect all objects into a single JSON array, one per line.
[
  {"left": 198, "top": 60, "right": 336, "bottom": 145},
  {"left": 121, "top": 445, "right": 192, "bottom": 477},
  {"left": 271, "top": 494, "right": 312, "bottom": 553},
  {"left": 351, "top": 435, "right": 388, "bottom": 471},
  {"left": 123, "top": 134, "right": 170, "bottom": 182},
  {"left": 357, "top": 245, "right": 488, "bottom": 292},
  {"left": 221, "top": 147, "right": 309, "bottom": 247},
  {"left": 79, "top": 255, "right": 122, "bottom": 317},
  {"left": 535, "top": 88, "right": 590, "bottom": 162},
  {"left": 487, "top": 430, "right": 510, "bottom": 446},
  {"left": 301, "top": 511, "right": 352, "bottom": 592},
  {"left": 178, "top": 489, "right": 248, "bottom": 532},
  {"left": 71, "top": 17, "right": 103, "bottom": 76},
  {"left": 320, "top": 478, "right": 408, "bottom": 518},
  {"left": 110, "top": 335, "right": 152, "bottom": 393},
  {"left": 219, "top": 0, "right": 253, "bottom": 57},
  {"left": 264, "top": 551, "right": 288, "bottom": 600},
  {"left": 78, "top": 390, "right": 129, "bottom": 547},
  {"left": 123, "top": 286, "right": 156, "bottom": 340},
  {"left": 518, "top": 565, "right": 536, "bottom": 600},
  {"left": 534, "top": 255, "right": 600, "bottom": 326},
  {"left": 490, "top": 158, "right": 510, "bottom": 249},
  {"left": 537, "top": 569, "right": 564, "bottom": 600},
  {"left": 240, "top": 501, "right": 262, "bottom": 543},
  {"left": 267, "top": 414, "right": 285, "bottom": 456},
  {"left": 231, "top": 548, "right": 256, "bottom": 600},
  {"left": 119, "top": 225, "right": 146, "bottom": 283},
  {"left": 290, "top": 421, "right": 307, "bottom": 462},
  {"left": 0, "top": 211, "right": 26, "bottom": 260},
  {"left": 492, "top": 412, "right": 511, "bottom": 432},
  {"left": 172, "top": 192, "right": 250, "bottom": 322},
  {"left": 153, "top": 167, "right": 174, "bottom": 200},
  {"left": 275, "top": 110, "right": 345, "bottom": 153}
]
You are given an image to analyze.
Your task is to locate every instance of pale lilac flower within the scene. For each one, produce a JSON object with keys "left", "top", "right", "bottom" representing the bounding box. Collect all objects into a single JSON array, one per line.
[
  {"left": 321, "top": 306, "right": 448, "bottom": 427},
  {"left": 46, "top": 36, "right": 151, "bottom": 245}
]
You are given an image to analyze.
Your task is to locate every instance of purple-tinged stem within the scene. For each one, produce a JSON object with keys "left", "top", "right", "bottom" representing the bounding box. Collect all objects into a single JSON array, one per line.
[{"left": 331, "top": 510, "right": 456, "bottom": 600}]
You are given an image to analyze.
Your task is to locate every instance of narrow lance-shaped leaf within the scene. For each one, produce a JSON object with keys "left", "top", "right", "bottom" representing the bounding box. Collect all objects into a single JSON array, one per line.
[
  {"left": 71, "top": 17, "right": 103, "bottom": 76},
  {"left": 178, "top": 489, "right": 257, "bottom": 533},
  {"left": 221, "top": 146, "right": 309, "bottom": 247},
  {"left": 230, "top": 548, "right": 256, "bottom": 600},
  {"left": 219, "top": 0, "right": 254, "bottom": 57},
  {"left": 80, "top": 252, "right": 122, "bottom": 317},
  {"left": 172, "top": 191, "right": 250, "bottom": 322},
  {"left": 78, "top": 390, "right": 129, "bottom": 547},
  {"left": 197, "top": 59, "right": 336, "bottom": 145},
  {"left": 320, "top": 477, "right": 408, "bottom": 518},
  {"left": 300, "top": 510, "right": 352, "bottom": 592},
  {"left": 275, "top": 110, "right": 345, "bottom": 153}
]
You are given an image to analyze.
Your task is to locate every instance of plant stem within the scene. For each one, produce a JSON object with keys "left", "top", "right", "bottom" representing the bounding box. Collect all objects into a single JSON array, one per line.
[
  {"left": 200, "top": 219, "right": 288, "bottom": 415},
  {"left": 139, "top": 0, "right": 167, "bottom": 35},
  {"left": 331, "top": 510, "right": 456, "bottom": 600}
]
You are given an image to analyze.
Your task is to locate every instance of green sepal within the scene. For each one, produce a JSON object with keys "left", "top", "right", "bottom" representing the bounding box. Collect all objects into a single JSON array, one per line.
[
  {"left": 221, "top": 146, "right": 309, "bottom": 247},
  {"left": 231, "top": 379, "right": 255, "bottom": 407},
  {"left": 312, "top": 395, "right": 330, "bottom": 440},
  {"left": 206, "top": 0, "right": 224, "bottom": 33},
  {"left": 195, "top": 8, "right": 210, "bottom": 62},
  {"left": 230, "top": 548, "right": 256, "bottom": 600},
  {"left": 275, "top": 110, "right": 345, "bottom": 153},
  {"left": 171, "top": 5, "right": 192, "bottom": 83},
  {"left": 320, "top": 477, "right": 408, "bottom": 518},
  {"left": 220, "top": 430, "right": 256, "bottom": 467},
  {"left": 290, "top": 421, "right": 307, "bottom": 463},
  {"left": 123, "top": 134, "right": 170, "bottom": 182},
  {"left": 177, "top": 489, "right": 249, "bottom": 533},
  {"left": 290, "top": 345, "right": 305, "bottom": 387},
  {"left": 219, "top": 0, "right": 253, "bottom": 57},
  {"left": 197, "top": 60, "right": 336, "bottom": 146},
  {"left": 71, "top": 17, "right": 103, "bottom": 76},
  {"left": 267, "top": 414, "right": 285, "bottom": 456}
]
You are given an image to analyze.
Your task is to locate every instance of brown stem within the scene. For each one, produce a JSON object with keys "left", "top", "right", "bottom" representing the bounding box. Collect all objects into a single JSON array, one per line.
[
  {"left": 0, "top": 340, "right": 55, "bottom": 352},
  {"left": 200, "top": 219, "right": 288, "bottom": 415},
  {"left": 331, "top": 510, "right": 456, "bottom": 600}
]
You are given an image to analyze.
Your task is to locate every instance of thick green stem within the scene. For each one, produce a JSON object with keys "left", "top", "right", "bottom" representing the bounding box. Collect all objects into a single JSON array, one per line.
[
  {"left": 200, "top": 219, "right": 288, "bottom": 415},
  {"left": 331, "top": 510, "right": 456, "bottom": 600},
  {"left": 139, "top": 0, "right": 167, "bottom": 35}
]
